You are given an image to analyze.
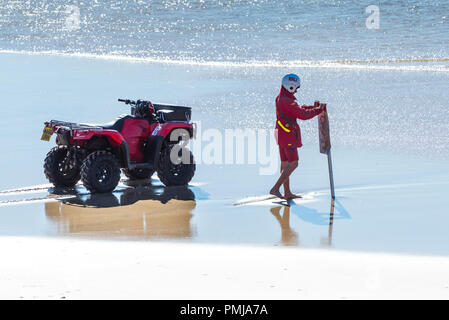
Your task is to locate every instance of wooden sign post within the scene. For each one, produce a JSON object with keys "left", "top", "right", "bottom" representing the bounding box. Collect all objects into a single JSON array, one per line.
[{"left": 318, "top": 104, "right": 335, "bottom": 200}]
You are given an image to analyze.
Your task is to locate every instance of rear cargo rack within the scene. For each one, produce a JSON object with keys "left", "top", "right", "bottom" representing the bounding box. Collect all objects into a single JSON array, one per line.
[{"left": 49, "top": 120, "right": 103, "bottom": 131}]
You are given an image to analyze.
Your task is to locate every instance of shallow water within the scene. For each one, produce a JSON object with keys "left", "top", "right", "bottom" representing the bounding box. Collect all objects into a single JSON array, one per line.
[{"left": 0, "top": 52, "right": 448, "bottom": 256}]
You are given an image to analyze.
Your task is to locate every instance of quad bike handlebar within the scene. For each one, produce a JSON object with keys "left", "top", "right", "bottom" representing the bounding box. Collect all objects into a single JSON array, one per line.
[
  {"left": 118, "top": 98, "right": 137, "bottom": 105},
  {"left": 119, "top": 98, "right": 157, "bottom": 120},
  {"left": 118, "top": 98, "right": 192, "bottom": 123}
]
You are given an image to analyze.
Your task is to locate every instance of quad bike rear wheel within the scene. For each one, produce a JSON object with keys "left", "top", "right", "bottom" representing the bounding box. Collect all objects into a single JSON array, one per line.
[
  {"left": 122, "top": 168, "right": 155, "bottom": 180},
  {"left": 157, "top": 145, "right": 195, "bottom": 186},
  {"left": 81, "top": 151, "right": 121, "bottom": 193},
  {"left": 44, "top": 146, "right": 81, "bottom": 188}
]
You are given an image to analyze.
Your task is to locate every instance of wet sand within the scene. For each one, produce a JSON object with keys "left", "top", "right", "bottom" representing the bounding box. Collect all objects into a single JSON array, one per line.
[
  {"left": 1, "top": 168, "right": 448, "bottom": 255},
  {"left": 1, "top": 52, "right": 449, "bottom": 298}
]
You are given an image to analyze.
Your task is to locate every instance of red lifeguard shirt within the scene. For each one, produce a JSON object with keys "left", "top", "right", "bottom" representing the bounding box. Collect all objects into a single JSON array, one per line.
[{"left": 275, "top": 87, "right": 322, "bottom": 148}]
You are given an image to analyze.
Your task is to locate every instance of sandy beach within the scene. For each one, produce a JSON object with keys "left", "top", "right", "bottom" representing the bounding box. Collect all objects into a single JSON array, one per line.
[
  {"left": 0, "top": 0, "right": 449, "bottom": 300},
  {"left": 2, "top": 236, "right": 449, "bottom": 300}
]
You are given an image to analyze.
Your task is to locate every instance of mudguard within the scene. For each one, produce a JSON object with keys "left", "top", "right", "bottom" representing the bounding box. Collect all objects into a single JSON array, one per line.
[
  {"left": 153, "top": 122, "right": 194, "bottom": 141},
  {"left": 72, "top": 130, "right": 124, "bottom": 146}
]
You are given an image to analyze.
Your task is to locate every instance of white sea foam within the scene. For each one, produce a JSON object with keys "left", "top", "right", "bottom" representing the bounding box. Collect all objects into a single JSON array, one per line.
[{"left": 1, "top": 49, "right": 448, "bottom": 73}]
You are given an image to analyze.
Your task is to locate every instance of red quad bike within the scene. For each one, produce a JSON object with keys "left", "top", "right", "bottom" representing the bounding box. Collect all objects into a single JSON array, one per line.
[{"left": 41, "top": 99, "right": 196, "bottom": 193}]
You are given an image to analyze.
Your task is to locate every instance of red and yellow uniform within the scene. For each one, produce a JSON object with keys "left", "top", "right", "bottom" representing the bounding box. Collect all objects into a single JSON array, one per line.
[{"left": 275, "top": 87, "right": 322, "bottom": 162}]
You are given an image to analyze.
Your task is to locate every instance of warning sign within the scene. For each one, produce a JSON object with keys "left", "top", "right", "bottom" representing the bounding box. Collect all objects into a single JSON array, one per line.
[{"left": 318, "top": 104, "right": 331, "bottom": 154}]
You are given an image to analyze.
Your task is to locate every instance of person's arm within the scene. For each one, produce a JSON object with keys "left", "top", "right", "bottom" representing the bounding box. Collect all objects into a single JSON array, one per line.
[
  {"left": 302, "top": 101, "right": 320, "bottom": 110},
  {"left": 281, "top": 101, "right": 323, "bottom": 120}
]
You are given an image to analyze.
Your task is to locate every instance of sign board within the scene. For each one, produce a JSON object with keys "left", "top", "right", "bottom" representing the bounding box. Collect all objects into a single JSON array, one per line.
[
  {"left": 318, "top": 104, "right": 335, "bottom": 199},
  {"left": 318, "top": 105, "right": 331, "bottom": 154}
]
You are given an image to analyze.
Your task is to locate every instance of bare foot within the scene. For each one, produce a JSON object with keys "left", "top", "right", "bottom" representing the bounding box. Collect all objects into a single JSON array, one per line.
[
  {"left": 269, "top": 188, "right": 284, "bottom": 199},
  {"left": 284, "top": 193, "right": 302, "bottom": 200}
]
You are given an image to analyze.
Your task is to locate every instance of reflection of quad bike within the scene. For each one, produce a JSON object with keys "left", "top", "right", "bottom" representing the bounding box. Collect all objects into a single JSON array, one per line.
[
  {"left": 41, "top": 99, "right": 195, "bottom": 193},
  {"left": 45, "top": 185, "right": 196, "bottom": 239}
]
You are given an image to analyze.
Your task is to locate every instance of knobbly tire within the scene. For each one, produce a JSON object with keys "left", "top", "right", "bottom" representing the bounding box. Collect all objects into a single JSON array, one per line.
[
  {"left": 122, "top": 168, "right": 155, "bottom": 180},
  {"left": 81, "top": 151, "right": 121, "bottom": 193},
  {"left": 44, "top": 146, "right": 81, "bottom": 188},
  {"left": 157, "top": 145, "right": 195, "bottom": 186}
]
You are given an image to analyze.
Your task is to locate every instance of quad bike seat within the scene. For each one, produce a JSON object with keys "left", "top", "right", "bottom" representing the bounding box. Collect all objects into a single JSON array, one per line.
[
  {"left": 100, "top": 115, "right": 133, "bottom": 132},
  {"left": 80, "top": 115, "right": 133, "bottom": 132}
]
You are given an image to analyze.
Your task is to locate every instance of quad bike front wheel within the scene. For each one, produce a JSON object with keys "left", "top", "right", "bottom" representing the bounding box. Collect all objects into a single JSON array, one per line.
[
  {"left": 44, "top": 146, "right": 81, "bottom": 188},
  {"left": 81, "top": 151, "right": 121, "bottom": 193},
  {"left": 157, "top": 145, "right": 195, "bottom": 186}
]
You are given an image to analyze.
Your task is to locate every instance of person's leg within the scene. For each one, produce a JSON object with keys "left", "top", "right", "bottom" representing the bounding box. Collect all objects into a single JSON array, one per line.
[
  {"left": 283, "top": 167, "right": 302, "bottom": 200},
  {"left": 270, "top": 160, "right": 298, "bottom": 198},
  {"left": 271, "top": 148, "right": 288, "bottom": 198},
  {"left": 280, "top": 161, "right": 292, "bottom": 196},
  {"left": 282, "top": 147, "right": 302, "bottom": 200}
]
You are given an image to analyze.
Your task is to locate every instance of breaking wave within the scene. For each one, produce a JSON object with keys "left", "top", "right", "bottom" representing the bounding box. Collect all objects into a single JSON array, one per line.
[{"left": 2, "top": 49, "right": 449, "bottom": 73}]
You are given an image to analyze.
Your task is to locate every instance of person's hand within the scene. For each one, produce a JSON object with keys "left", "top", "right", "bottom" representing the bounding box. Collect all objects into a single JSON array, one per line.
[{"left": 314, "top": 100, "right": 320, "bottom": 108}]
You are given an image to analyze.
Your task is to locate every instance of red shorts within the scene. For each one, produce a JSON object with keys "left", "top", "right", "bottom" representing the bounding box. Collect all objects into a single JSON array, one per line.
[{"left": 279, "top": 145, "right": 299, "bottom": 162}]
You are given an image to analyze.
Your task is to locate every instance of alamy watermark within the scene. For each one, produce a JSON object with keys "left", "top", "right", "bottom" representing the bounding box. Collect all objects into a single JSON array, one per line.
[
  {"left": 365, "top": 5, "right": 380, "bottom": 29},
  {"left": 64, "top": 5, "right": 81, "bottom": 31},
  {"left": 168, "top": 121, "right": 279, "bottom": 176}
]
